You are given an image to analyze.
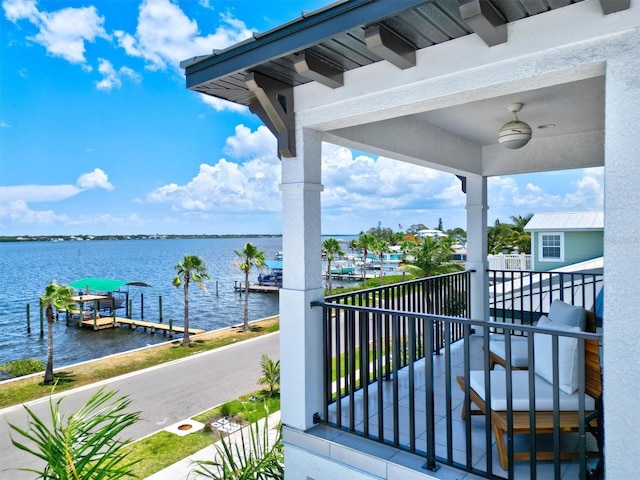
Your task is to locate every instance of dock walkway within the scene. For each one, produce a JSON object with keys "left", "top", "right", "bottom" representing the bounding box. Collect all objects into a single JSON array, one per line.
[
  {"left": 68, "top": 315, "right": 204, "bottom": 335},
  {"left": 233, "top": 282, "right": 279, "bottom": 293}
]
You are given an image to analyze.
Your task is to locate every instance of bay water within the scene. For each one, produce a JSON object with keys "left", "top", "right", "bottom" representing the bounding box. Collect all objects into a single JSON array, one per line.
[{"left": 0, "top": 237, "right": 284, "bottom": 369}]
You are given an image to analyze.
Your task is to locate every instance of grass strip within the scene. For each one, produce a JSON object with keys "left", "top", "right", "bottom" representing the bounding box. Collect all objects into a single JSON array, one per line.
[
  {"left": 0, "top": 316, "right": 279, "bottom": 409},
  {"left": 124, "top": 389, "right": 280, "bottom": 478}
]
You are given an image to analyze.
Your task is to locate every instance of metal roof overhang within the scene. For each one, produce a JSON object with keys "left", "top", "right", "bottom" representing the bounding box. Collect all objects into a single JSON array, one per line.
[
  {"left": 182, "top": 0, "right": 627, "bottom": 158},
  {"left": 69, "top": 278, "right": 151, "bottom": 292}
]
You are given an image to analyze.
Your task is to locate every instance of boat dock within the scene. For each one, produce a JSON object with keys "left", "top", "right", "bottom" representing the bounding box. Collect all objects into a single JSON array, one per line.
[
  {"left": 67, "top": 293, "right": 204, "bottom": 335},
  {"left": 67, "top": 314, "right": 205, "bottom": 335},
  {"left": 233, "top": 282, "right": 279, "bottom": 293}
]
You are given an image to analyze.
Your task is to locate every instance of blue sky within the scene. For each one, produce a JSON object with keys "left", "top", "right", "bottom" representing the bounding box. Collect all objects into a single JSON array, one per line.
[{"left": 0, "top": 0, "right": 604, "bottom": 237}]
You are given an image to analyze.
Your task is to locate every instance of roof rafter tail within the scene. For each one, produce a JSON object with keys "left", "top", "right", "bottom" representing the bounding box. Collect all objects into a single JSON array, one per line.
[
  {"left": 459, "top": 0, "right": 507, "bottom": 47},
  {"left": 364, "top": 23, "right": 416, "bottom": 70}
]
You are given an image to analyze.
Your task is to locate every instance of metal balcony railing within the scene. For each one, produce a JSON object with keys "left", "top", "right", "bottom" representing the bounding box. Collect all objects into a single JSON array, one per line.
[{"left": 311, "top": 270, "right": 603, "bottom": 479}]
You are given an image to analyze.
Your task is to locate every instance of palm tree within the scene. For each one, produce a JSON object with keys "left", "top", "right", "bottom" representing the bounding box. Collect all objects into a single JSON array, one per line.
[
  {"left": 370, "top": 237, "right": 389, "bottom": 286},
  {"left": 257, "top": 354, "right": 281, "bottom": 395},
  {"left": 40, "top": 281, "right": 74, "bottom": 385},
  {"left": 9, "top": 388, "right": 140, "bottom": 479},
  {"left": 234, "top": 242, "right": 266, "bottom": 331},
  {"left": 401, "top": 236, "right": 463, "bottom": 277},
  {"left": 353, "top": 233, "right": 376, "bottom": 287},
  {"left": 507, "top": 213, "right": 533, "bottom": 253},
  {"left": 322, "top": 238, "right": 344, "bottom": 294},
  {"left": 401, "top": 236, "right": 464, "bottom": 315},
  {"left": 172, "top": 254, "right": 210, "bottom": 346}
]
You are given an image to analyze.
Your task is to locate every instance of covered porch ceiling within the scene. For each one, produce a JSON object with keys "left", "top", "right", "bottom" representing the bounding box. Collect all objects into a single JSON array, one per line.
[{"left": 182, "top": 0, "right": 624, "bottom": 176}]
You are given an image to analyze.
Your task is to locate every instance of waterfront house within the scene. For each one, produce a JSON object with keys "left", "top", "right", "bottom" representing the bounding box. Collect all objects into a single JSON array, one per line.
[
  {"left": 182, "top": 1, "right": 639, "bottom": 478},
  {"left": 525, "top": 211, "right": 604, "bottom": 271}
]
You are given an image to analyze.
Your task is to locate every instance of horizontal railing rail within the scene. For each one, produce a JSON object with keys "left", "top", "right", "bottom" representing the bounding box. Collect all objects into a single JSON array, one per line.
[
  {"left": 311, "top": 301, "right": 603, "bottom": 479},
  {"left": 325, "top": 270, "right": 473, "bottom": 355},
  {"left": 488, "top": 269, "right": 604, "bottom": 329}
]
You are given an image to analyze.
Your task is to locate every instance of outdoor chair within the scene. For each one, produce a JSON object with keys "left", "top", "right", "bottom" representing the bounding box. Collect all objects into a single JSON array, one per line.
[
  {"left": 488, "top": 300, "right": 590, "bottom": 370},
  {"left": 457, "top": 308, "right": 601, "bottom": 470}
]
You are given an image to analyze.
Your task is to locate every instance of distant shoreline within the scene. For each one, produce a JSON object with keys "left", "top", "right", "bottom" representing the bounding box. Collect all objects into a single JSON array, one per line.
[{"left": 0, "top": 233, "right": 355, "bottom": 243}]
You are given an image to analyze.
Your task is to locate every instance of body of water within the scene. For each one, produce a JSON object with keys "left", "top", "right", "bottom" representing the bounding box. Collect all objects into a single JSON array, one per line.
[{"left": 0, "top": 237, "right": 284, "bottom": 369}]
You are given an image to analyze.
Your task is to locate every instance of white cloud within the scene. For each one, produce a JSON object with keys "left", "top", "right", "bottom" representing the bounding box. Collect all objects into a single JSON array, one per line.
[
  {"left": 0, "top": 200, "right": 70, "bottom": 225},
  {"left": 5, "top": 0, "right": 110, "bottom": 64},
  {"left": 76, "top": 168, "right": 114, "bottom": 191},
  {"left": 0, "top": 168, "right": 114, "bottom": 204},
  {"left": 95, "top": 58, "right": 141, "bottom": 90},
  {"left": 321, "top": 145, "right": 463, "bottom": 213},
  {"left": 199, "top": 94, "right": 248, "bottom": 113},
  {"left": 487, "top": 168, "right": 604, "bottom": 222},
  {"left": 145, "top": 126, "right": 467, "bottom": 231},
  {"left": 0, "top": 184, "right": 82, "bottom": 203},
  {"left": 115, "top": 0, "right": 256, "bottom": 71},
  {"left": 223, "top": 124, "right": 277, "bottom": 160},
  {"left": 0, "top": 120, "right": 10, "bottom": 128},
  {"left": 146, "top": 157, "right": 282, "bottom": 213},
  {"left": 2, "top": 0, "right": 37, "bottom": 22}
]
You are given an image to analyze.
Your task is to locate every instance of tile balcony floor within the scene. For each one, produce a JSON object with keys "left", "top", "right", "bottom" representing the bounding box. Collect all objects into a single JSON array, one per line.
[{"left": 320, "top": 335, "right": 600, "bottom": 479}]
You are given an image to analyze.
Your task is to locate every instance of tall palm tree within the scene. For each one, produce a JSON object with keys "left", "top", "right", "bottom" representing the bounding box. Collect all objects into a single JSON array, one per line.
[
  {"left": 322, "top": 238, "right": 344, "bottom": 295},
  {"left": 370, "top": 237, "right": 389, "bottom": 286},
  {"left": 234, "top": 242, "right": 266, "bottom": 331},
  {"left": 353, "top": 233, "right": 376, "bottom": 287},
  {"left": 172, "top": 254, "right": 210, "bottom": 346},
  {"left": 40, "top": 281, "right": 74, "bottom": 385}
]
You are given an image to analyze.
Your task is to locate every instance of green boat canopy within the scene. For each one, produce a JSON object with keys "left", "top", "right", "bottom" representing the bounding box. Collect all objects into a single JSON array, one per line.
[{"left": 69, "top": 278, "right": 150, "bottom": 292}]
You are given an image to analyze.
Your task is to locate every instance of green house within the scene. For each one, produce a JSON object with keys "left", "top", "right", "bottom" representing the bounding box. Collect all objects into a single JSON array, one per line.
[{"left": 525, "top": 212, "right": 603, "bottom": 271}]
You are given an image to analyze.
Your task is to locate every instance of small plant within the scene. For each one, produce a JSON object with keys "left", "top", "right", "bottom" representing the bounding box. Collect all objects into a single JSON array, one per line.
[
  {"left": 219, "top": 402, "right": 233, "bottom": 417},
  {"left": 193, "top": 417, "right": 283, "bottom": 480},
  {"left": 9, "top": 387, "right": 140, "bottom": 479},
  {"left": 257, "top": 354, "right": 280, "bottom": 395},
  {"left": 0, "top": 358, "right": 45, "bottom": 379}
]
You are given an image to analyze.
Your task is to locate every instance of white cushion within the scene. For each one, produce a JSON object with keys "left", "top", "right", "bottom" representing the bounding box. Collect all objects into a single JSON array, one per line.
[
  {"left": 468, "top": 370, "right": 595, "bottom": 411},
  {"left": 489, "top": 337, "right": 529, "bottom": 368},
  {"left": 534, "top": 315, "right": 581, "bottom": 394},
  {"left": 548, "top": 299, "right": 586, "bottom": 331}
]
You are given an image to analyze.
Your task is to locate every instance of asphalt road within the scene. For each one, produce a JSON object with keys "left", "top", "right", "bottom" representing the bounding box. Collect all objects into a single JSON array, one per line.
[{"left": 0, "top": 332, "right": 280, "bottom": 479}]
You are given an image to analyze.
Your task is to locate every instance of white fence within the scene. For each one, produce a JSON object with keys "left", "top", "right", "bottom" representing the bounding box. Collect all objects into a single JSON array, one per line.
[{"left": 487, "top": 253, "right": 531, "bottom": 271}]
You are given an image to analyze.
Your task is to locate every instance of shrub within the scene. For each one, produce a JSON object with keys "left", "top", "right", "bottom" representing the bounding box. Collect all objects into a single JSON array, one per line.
[
  {"left": 219, "top": 402, "right": 233, "bottom": 417},
  {"left": 193, "top": 418, "right": 283, "bottom": 480},
  {"left": 0, "top": 358, "right": 45, "bottom": 379}
]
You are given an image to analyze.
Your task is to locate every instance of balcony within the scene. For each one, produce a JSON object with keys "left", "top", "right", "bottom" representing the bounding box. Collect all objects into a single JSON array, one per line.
[{"left": 308, "top": 270, "right": 603, "bottom": 479}]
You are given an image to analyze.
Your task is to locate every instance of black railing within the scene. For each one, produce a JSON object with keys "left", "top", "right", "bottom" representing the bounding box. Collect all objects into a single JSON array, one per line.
[
  {"left": 311, "top": 270, "right": 604, "bottom": 479},
  {"left": 325, "top": 270, "right": 472, "bottom": 358},
  {"left": 488, "top": 269, "right": 603, "bottom": 328}
]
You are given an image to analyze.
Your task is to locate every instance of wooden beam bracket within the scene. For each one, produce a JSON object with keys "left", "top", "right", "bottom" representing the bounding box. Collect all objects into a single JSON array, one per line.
[{"left": 245, "top": 72, "right": 296, "bottom": 158}]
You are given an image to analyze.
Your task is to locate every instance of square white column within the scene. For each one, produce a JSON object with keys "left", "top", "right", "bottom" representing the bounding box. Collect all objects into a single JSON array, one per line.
[
  {"left": 465, "top": 174, "right": 489, "bottom": 322},
  {"left": 279, "top": 127, "right": 325, "bottom": 431},
  {"left": 603, "top": 49, "right": 640, "bottom": 478}
]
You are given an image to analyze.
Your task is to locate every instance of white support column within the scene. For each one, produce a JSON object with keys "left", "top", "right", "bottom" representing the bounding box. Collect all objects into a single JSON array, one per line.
[
  {"left": 603, "top": 51, "right": 640, "bottom": 479},
  {"left": 465, "top": 174, "right": 489, "bottom": 322},
  {"left": 279, "top": 127, "right": 325, "bottom": 431}
]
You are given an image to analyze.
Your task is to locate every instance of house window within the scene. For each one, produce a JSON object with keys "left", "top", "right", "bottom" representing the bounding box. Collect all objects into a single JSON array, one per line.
[{"left": 539, "top": 232, "right": 564, "bottom": 262}]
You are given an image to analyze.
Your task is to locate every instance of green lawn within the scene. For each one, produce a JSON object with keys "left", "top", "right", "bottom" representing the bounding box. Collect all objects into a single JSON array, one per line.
[{"left": 124, "top": 389, "right": 280, "bottom": 478}]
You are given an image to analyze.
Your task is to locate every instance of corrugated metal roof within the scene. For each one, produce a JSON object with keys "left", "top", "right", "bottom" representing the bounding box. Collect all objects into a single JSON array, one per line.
[
  {"left": 524, "top": 212, "right": 604, "bottom": 231},
  {"left": 183, "top": 0, "right": 586, "bottom": 106}
]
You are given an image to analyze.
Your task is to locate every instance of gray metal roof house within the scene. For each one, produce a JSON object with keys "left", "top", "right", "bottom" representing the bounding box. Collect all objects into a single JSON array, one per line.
[{"left": 525, "top": 211, "right": 604, "bottom": 271}]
